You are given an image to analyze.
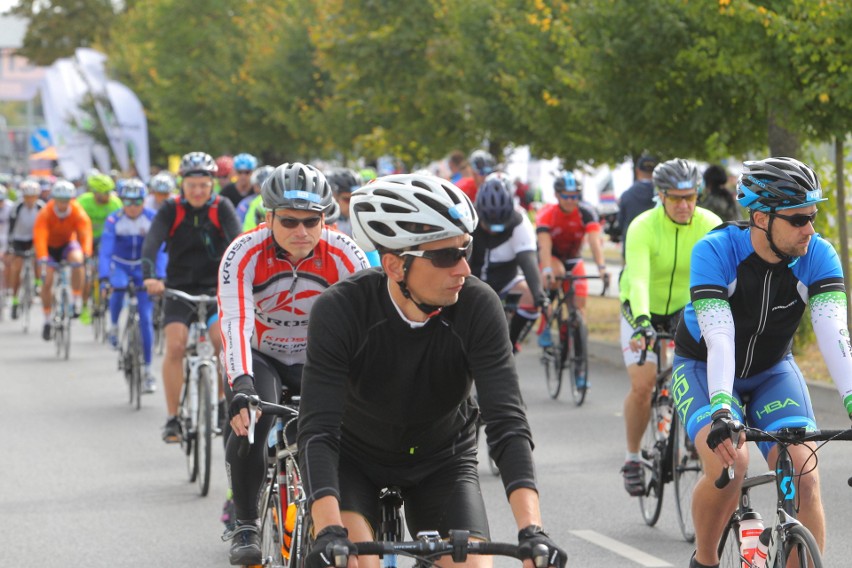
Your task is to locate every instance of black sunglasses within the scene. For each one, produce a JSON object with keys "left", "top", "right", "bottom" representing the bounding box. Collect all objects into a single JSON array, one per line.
[
  {"left": 274, "top": 215, "right": 323, "bottom": 229},
  {"left": 400, "top": 239, "right": 473, "bottom": 268},
  {"left": 771, "top": 211, "right": 817, "bottom": 228}
]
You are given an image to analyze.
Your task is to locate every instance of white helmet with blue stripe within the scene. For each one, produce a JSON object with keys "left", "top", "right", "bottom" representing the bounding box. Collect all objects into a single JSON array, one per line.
[{"left": 350, "top": 173, "right": 478, "bottom": 252}]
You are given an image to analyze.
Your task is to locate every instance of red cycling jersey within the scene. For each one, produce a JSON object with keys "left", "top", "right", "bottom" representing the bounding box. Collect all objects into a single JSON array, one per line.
[
  {"left": 218, "top": 224, "right": 370, "bottom": 383},
  {"left": 535, "top": 202, "right": 601, "bottom": 260}
]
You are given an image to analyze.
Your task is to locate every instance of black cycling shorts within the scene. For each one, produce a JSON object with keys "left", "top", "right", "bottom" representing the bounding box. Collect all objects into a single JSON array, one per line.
[
  {"left": 10, "top": 240, "right": 33, "bottom": 255},
  {"left": 338, "top": 440, "right": 490, "bottom": 540},
  {"left": 163, "top": 295, "right": 218, "bottom": 327}
]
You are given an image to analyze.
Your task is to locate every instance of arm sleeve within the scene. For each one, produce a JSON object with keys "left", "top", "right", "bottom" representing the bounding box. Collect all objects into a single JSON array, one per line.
[
  {"left": 142, "top": 205, "right": 172, "bottom": 280},
  {"left": 810, "top": 291, "right": 852, "bottom": 417},
  {"left": 98, "top": 216, "right": 116, "bottom": 280},
  {"left": 33, "top": 210, "right": 49, "bottom": 259},
  {"left": 467, "top": 288, "right": 537, "bottom": 496},
  {"left": 217, "top": 234, "right": 258, "bottom": 384},
  {"left": 623, "top": 218, "right": 652, "bottom": 319},
  {"left": 517, "top": 250, "right": 546, "bottom": 306},
  {"left": 75, "top": 207, "right": 93, "bottom": 257},
  {"left": 689, "top": 236, "right": 737, "bottom": 412},
  {"left": 297, "top": 291, "right": 356, "bottom": 506}
]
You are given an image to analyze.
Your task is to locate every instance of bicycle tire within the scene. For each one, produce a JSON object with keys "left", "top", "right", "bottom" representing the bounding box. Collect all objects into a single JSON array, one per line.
[
  {"left": 542, "top": 313, "right": 565, "bottom": 399},
  {"left": 672, "top": 411, "right": 700, "bottom": 543},
  {"left": 779, "top": 523, "right": 823, "bottom": 568},
  {"left": 128, "top": 319, "right": 143, "bottom": 410},
  {"left": 20, "top": 267, "right": 32, "bottom": 333},
  {"left": 568, "top": 316, "right": 589, "bottom": 406},
  {"left": 638, "top": 397, "right": 665, "bottom": 526},
  {"left": 196, "top": 366, "right": 213, "bottom": 496},
  {"left": 179, "top": 373, "right": 198, "bottom": 483},
  {"left": 61, "top": 288, "right": 71, "bottom": 360},
  {"left": 259, "top": 480, "right": 286, "bottom": 567},
  {"left": 717, "top": 519, "right": 741, "bottom": 568}
]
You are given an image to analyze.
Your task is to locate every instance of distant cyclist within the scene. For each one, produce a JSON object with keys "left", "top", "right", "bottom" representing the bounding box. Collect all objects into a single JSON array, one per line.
[
  {"left": 7, "top": 179, "right": 45, "bottom": 319},
  {"left": 456, "top": 149, "right": 497, "bottom": 202},
  {"left": 142, "top": 152, "right": 242, "bottom": 443},
  {"left": 470, "top": 172, "right": 547, "bottom": 351},
  {"left": 33, "top": 180, "right": 93, "bottom": 340},
  {"left": 536, "top": 171, "right": 609, "bottom": 318},
  {"left": 674, "top": 157, "right": 852, "bottom": 568},
  {"left": 221, "top": 163, "right": 370, "bottom": 565},
  {"left": 617, "top": 158, "right": 721, "bottom": 496},
  {"left": 145, "top": 171, "right": 177, "bottom": 212},
  {"left": 100, "top": 179, "right": 167, "bottom": 393},
  {"left": 220, "top": 153, "right": 258, "bottom": 208},
  {"left": 236, "top": 165, "right": 274, "bottom": 228},
  {"left": 324, "top": 167, "right": 362, "bottom": 237}
]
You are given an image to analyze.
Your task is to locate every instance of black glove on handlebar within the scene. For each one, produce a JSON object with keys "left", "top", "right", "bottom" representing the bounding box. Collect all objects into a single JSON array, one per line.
[
  {"left": 228, "top": 375, "right": 258, "bottom": 420},
  {"left": 305, "top": 525, "right": 355, "bottom": 568},
  {"left": 518, "top": 525, "right": 567, "bottom": 568},
  {"left": 706, "top": 409, "right": 735, "bottom": 451}
]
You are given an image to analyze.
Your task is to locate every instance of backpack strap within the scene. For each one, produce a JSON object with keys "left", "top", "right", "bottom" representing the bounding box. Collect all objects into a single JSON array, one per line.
[
  {"left": 168, "top": 197, "right": 187, "bottom": 237},
  {"left": 208, "top": 195, "right": 221, "bottom": 232}
]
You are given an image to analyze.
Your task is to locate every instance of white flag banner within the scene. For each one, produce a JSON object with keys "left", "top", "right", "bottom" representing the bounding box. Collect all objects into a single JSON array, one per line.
[
  {"left": 41, "top": 59, "right": 95, "bottom": 180},
  {"left": 75, "top": 48, "right": 130, "bottom": 172},
  {"left": 107, "top": 80, "right": 150, "bottom": 181},
  {"left": 92, "top": 144, "right": 112, "bottom": 173}
]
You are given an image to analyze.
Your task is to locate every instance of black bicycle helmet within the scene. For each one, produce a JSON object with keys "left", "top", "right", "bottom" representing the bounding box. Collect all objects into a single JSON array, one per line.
[
  {"left": 652, "top": 158, "right": 702, "bottom": 193},
  {"left": 737, "top": 157, "right": 825, "bottom": 212},
  {"left": 325, "top": 167, "right": 362, "bottom": 196},
  {"left": 553, "top": 171, "right": 582, "bottom": 193},
  {"left": 261, "top": 162, "right": 333, "bottom": 212},
  {"left": 469, "top": 150, "right": 496, "bottom": 176},
  {"left": 475, "top": 173, "right": 514, "bottom": 226}
]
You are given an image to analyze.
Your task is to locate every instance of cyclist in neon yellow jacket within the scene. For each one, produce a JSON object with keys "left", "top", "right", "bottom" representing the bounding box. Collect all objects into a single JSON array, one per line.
[
  {"left": 76, "top": 172, "right": 122, "bottom": 245},
  {"left": 618, "top": 158, "right": 722, "bottom": 497}
]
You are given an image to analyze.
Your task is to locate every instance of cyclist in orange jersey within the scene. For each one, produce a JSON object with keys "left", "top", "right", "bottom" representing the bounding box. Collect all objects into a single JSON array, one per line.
[{"left": 33, "top": 180, "right": 93, "bottom": 340}]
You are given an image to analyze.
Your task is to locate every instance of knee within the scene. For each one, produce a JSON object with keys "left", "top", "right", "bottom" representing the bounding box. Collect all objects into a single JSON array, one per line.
[{"left": 796, "top": 469, "right": 822, "bottom": 505}]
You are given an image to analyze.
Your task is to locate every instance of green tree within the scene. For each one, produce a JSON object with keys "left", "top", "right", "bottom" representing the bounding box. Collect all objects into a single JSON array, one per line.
[{"left": 6, "top": 0, "right": 117, "bottom": 65}]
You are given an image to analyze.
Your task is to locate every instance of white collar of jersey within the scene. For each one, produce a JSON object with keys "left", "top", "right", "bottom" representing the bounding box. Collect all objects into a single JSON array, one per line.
[{"left": 386, "top": 278, "right": 430, "bottom": 329}]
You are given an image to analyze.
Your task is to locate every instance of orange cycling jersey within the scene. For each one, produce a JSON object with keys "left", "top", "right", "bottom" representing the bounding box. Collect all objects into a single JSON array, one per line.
[{"left": 33, "top": 199, "right": 94, "bottom": 259}]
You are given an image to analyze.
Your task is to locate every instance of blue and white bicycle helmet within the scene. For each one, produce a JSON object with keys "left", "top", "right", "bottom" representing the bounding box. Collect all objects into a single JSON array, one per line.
[
  {"left": 233, "top": 153, "right": 258, "bottom": 172},
  {"left": 117, "top": 178, "right": 147, "bottom": 200}
]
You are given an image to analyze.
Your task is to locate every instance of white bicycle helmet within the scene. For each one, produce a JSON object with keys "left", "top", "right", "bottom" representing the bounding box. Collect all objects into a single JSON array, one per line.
[
  {"left": 350, "top": 173, "right": 478, "bottom": 252},
  {"left": 19, "top": 178, "right": 42, "bottom": 197},
  {"left": 51, "top": 180, "right": 76, "bottom": 200}
]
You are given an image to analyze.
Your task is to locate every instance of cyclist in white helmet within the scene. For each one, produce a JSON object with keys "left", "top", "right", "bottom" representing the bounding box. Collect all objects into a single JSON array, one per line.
[{"left": 291, "top": 173, "right": 568, "bottom": 568}]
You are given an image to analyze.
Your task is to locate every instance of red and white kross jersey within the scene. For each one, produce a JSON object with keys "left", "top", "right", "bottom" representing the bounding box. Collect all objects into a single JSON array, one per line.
[{"left": 218, "top": 225, "right": 370, "bottom": 383}]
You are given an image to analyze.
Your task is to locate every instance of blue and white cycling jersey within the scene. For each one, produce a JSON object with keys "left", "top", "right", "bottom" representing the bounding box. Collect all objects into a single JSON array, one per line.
[
  {"left": 99, "top": 208, "right": 167, "bottom": 280},
  {"left": 674, "top": 222, "right": 852, "bottom": 418}
]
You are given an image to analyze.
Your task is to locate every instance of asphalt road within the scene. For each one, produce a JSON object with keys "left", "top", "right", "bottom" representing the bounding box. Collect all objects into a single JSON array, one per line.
[{"left": 1, "top": 312, "right": 850, "bottom": 567}]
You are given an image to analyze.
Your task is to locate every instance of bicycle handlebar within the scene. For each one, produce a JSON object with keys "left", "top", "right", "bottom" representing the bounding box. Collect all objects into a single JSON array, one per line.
[
  {"left": 715, "top": 425, "right": 852, "bottom": 489},
  {"left": 236, "top": 395, "right": 299, "bottom": 458},
  {"left": 636, "top": 330, "right": 674, "bottom": 366},
  {"left": 330, "top": 530, "right": 551, "bottom": 568},
  {"left": 164, "top": 288, "right": 215, "bottom": 304}
]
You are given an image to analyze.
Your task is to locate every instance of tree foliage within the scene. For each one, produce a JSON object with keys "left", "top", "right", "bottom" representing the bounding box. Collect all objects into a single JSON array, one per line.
[{"left": 6, "top": 0, "right": 117, "bottom": 65}]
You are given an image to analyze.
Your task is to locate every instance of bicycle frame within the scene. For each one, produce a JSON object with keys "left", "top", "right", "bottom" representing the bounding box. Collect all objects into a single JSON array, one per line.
[{"left": 718, "top": 427, "right": 852, "bottom": 567}]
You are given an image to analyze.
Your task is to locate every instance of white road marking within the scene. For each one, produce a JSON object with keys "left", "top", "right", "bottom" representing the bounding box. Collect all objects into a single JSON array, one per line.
[{"left": 570, "top": 530, "right": 674, "bottom": 567}]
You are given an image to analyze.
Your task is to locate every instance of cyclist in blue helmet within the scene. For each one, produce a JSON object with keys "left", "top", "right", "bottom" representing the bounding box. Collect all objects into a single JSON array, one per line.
[
  {"left": 674, "top": 157, "right": 852, "bottom": 568},
  {"left": 100, "top": 178, "right": 167, "bottom": 393},
  {"left": 221, "top": 153, "right": 259, "bottom": 208}
]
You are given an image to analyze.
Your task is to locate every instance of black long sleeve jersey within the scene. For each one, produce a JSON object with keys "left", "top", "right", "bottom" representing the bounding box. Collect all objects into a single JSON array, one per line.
[{"left": 297, "top": 268, "right": 537, "bottom": 506}]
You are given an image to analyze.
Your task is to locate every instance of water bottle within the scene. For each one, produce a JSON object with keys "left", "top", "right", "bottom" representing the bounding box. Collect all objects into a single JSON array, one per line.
[
  {"left": 537, "top": 325, "right": 552, "bottom": 348},
  {"left": 752, "top": 527, "right": 770, "bottom": 568},
  {"left": 738, "top": 511, "right": 764, "bottom": 568},
  {"left": 656, "top": 389, "right": 673, "bottom": 440}
]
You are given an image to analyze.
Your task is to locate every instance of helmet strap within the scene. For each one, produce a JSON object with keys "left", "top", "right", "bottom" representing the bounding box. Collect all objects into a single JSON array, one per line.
[
  {"left": 750, "top": 211, "right": 800, "bottom": 267},
  {"left": 397, "top": 256, "right": 443, "bottom": 317}
]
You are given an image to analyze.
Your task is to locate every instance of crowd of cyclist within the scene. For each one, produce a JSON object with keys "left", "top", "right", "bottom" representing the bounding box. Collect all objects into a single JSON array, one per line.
[{"left": 2, "top": 147, "right": 852, "bottom": 568}]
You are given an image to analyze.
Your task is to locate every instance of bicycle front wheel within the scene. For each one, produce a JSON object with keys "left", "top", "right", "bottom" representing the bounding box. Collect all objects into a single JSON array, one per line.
[
  {"left": 568, "top": 316, "right": 589, "bottom": 406},
  {"left": 179, "top": 372, "right": 198, "bottom": 483},
  {"left": 638, "top": 403, "right": 665, "bottom": 526},
  {"left": 717, "top": 519, "right": 741, "bottom": 568},
  {"left": 195, "top": 365, "right": 213, "bottom": 496},
  {"left": 672, "top": 411, "right": 701, "bottom": 542},
  {"left": 259, "top": 480, "right": 286, "bottom": 567},
  {"left": 781, "top": 523, "right": 823, "bottom": 568},
  {"left": 541, "top": 316, "right": 565, "bottom": 399},
  {"left": 128, "top": 321, "right": 143, "bottom": 410}
]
